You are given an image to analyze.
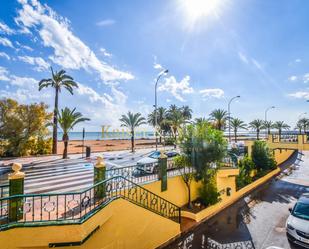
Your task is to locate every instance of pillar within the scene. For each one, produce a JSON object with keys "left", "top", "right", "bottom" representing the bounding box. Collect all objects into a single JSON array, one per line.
[
  {"left": 94, "top": 156, "right": 106, "bottom": 199},
  {"left": 8, "top": 163, "right": 25, "bottom": 222},
  {"left": 158, "top": 150, "right": 167, "bottom": 192}
]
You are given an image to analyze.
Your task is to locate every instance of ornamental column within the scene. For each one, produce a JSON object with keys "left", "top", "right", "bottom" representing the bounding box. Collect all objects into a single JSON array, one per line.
[
  {"left": 94, "top": 156, "right": 106, "bottom": 199},
  {"left": 8, "top": 163, "right": 25, "bottom": 222}
]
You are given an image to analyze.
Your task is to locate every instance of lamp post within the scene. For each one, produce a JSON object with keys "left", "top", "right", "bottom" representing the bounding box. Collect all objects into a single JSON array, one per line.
[
  {"left": 155, "top": 69, "right": 168, "bottom": 150},
  {"left": 265, "top": 106, "right": 275, "bottom": 122},
  {"left": 264, "top": 106, "right": 275, "bottom": 138},
  {"left": 228, "top": 95, "right": 240, "bottom": 143}
]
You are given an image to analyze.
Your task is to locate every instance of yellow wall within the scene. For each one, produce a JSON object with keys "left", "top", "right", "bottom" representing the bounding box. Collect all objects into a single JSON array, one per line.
[
  {"left": 182, "top": 167, "right": 280, "bottom": 222},
  {"left": 0, "top": 199, "right": 180, "bottom": 249},
  {"left": 245, "top": 139, "right": 296, "bottom": 165},
  {"left": 216, "top": 168, "right": 239, "bottom": 201},
  {"left": 273, "top": 149, "right": 295, "bottom": 165},
  {"left": 143, "top": 175, "right": 202, "bottom": 207},
  {"left": 0, "top": 171, "right": 239, "bottom": 249},
  {"left": 143, "top": 169, "right": 239, "bottom": 207}
]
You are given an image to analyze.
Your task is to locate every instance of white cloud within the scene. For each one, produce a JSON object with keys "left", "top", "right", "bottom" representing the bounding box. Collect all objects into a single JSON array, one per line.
[
  {"left": 0, "top": 66, "right": 129, "bottom": 127},
  {"left": 303, "top": 73, "right": 309, "bottom": 84},
  {"left": 99, "top": 48, "right": 112, "bottom": 58},
  {"left": 0, "top": 37, "right": 14, "bottom": 48},
  {"left": 238, "top": 52, "right": 249, "bottom": 64},
  {"left": 0, "top": 66, "right": 10, "bottom": 81},
  {"left": 0, "top": 66, "right": 51, "bottom": 101},
  {"left": 295, "top": 58, "right": 301, "bottom": 63},
  {"left": 0, "top": 22, "right": 15, "bottom": 35},
  {"left": 15, "top": 0, "right": 133, "bottom": 83},
  {"left": 199, "top": 88, "right": 224, "bottom": 99},
  {"left": 153, "top": 55, "right": 164, "bottom": 70},
  {"left": 16, "top": 41, "right": 33, "bottom": 51},
  {"left": 18, "top": 55, "right": 49, "bottom": 71},
  {"left": 75, "top": 84, "right": 128, "bottom": 126},
  {"left": 96, "top": 19, "right": 116, "bottom": 27},
  {"left": 0, "top": 52, "right": 10, "bottom": 60},
  {"left": 158, "top": 75, "right": 194, "bottom": 102},
  {"left": 288, "top": 91, "right": 309, "bottom": 99},
  {"left": 289, "top": 75, "right": 298, "bottom": 82},
  {"left": 252, "top": 59, "right": 263, "bottom": 71},
  {"left": 154, "top": 63, "right": 163, "bottom": 70}
]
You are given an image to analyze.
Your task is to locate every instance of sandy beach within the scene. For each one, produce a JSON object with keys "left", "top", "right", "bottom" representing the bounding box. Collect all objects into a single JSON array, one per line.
[{"left": 57, "top": 139, "right": 160, "bottom": 154}]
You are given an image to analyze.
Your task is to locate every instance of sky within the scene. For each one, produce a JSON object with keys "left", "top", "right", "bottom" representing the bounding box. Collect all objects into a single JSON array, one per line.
[{"left": 0, "top": 0, "right": 309, "bottom": 131}]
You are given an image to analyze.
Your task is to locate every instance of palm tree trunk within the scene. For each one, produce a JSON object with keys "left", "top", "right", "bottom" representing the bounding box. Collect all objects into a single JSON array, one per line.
[
  {"left": 62, "top": 133, "right": 68, "bottom": 159},
  {"left": 52, "top": 87, "right": 59, "bottom": 154},
  {"left": 131, "top": 130, "right": 134, "bottom": 152},
  {"left": 257, "top": 129, "right": 260, "bottom": 140},
  {"left": 234, "top": 130, "right": 237, "bottom": 142}
]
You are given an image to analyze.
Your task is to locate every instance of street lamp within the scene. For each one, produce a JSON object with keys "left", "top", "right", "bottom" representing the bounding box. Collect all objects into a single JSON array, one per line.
[
  {"left": 228, "top": 95, "right": 240, "bottom": 143},
  {"left": 155, "top": 69, "right": 168, "bottom": 150},
  {"left": 265, "top": 106, "right": 275, "bottom": 122}
]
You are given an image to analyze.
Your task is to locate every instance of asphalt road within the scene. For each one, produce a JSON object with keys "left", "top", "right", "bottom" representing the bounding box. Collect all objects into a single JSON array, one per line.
[
  {"left": 0, "top": 148, "right": 163, "bottom": 193},
  {"left": 164, "top": 151, "right": 309, "bottom": 249}
]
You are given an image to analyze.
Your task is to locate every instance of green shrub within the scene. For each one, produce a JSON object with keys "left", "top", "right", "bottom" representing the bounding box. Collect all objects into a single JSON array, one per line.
[
  {"left": 197, "top": 176, "right": 220, "bottom": 207},
  {"left": 236, "top": 156, "right": 255, "bottom": 189},
  {"left": 251, "top": 140, "right": 277, "bottom": 173}
]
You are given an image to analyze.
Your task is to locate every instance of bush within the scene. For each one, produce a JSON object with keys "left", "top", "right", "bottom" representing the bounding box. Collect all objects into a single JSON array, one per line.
[
  {"left": 236, "top": 156, "right": 255, "bottom": 189},
  {"left": 251, "top": 140, "right": 277, "bottom": 174},
  {"left": 164, "top": 137, "right": 175, "bottom": 146},
  {"left": 0, "top": 99, "right": 52, "bottom": 157},
  {"left": 197, "top": 176, "right": 220, "bottom": 207}
]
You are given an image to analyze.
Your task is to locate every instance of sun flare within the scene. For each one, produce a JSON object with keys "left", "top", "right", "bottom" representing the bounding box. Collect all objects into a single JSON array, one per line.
[{"left": 181, "top": 0, "right": 225, "bottom": 24}]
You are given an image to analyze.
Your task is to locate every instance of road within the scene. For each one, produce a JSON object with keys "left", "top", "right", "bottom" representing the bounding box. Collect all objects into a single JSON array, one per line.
[
  {"left": 0, "top": 148, "right": 162, "bottom": 194},
  {"left": 164, "top": 151, "right": 308, "bottom": 249}
]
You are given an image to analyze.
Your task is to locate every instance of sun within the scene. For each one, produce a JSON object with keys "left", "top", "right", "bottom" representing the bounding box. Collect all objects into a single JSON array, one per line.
[{"left": 181, "top": 0, "right": 225, "bottom": 23}]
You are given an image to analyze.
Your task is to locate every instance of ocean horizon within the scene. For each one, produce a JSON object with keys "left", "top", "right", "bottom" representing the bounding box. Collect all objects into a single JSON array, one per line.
[{"left": 57, "top": 131, "right": 155, "bottom": 141}]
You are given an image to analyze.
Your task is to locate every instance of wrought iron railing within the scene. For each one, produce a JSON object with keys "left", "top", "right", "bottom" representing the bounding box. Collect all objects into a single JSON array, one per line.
[
  {"left": 0, "top": 176, "right": 180, "bottom": 230},
  {"left": 271, "top": 133, "right": 298, "bottom": 143},
  {"left": 0, "top": 184, "right": 8, "bottom": 198},
  {"left": 106, "top": 159, "right": 178, "bottom": 185}
]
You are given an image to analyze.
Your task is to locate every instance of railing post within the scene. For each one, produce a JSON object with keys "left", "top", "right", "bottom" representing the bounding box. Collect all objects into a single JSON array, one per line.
[
  {"left": 158, "top": 150, "right": 168, "bottom": 192},
  {"left": 94, "top": 156, "right": 106, "bottom": 199},
  {"left": 8, "top": 163, "right": 25, "bottom": 222}
]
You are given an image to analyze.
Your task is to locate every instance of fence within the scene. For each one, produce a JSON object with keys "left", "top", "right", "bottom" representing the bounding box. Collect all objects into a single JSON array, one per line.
[{"left": 0, "top": 176, "right": 180, "bottom": 230}]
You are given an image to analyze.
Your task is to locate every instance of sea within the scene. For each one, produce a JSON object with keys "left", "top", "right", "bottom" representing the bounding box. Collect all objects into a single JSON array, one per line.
[{"left": 57, "top": 131, "right": 155, "bottom": 141}]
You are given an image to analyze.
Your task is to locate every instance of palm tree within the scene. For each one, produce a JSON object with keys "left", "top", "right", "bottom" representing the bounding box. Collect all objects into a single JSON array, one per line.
[
  {"left": 120, "top": 112, "right": 146, "bottom": 152},
  {"left": 298, "top": 118, "right": 309, "bottom": 133},
  {"left": 295, "top": 121, "right": 303, "bottom": 134},
  {"left": 273, "top": 121, "right": 290, "bottom": 139},
  {"left": 249, "top": 119, "right": 264, "bottom": 140},
  {"left": 209, "top": 109, "right": 228, "bottom": 130},
  {"left": 58, "top": 108, "right": 89, "bottom": 159},
  {"left": 230, "top": 118, "right": 247, "bottom": 142},
  {"left": 181, "top": 105, "right": 193, "bottom": 120},
  {"left": 166, "top": 106, "right": 186, "bottom": 148},
  {"left": 263, "top": 120, "right": 274, "bottom": 135},
  {"left": 148, "top": 107, "right": 167, "bottom": 144},
  {"left": 194, "top": 117, "right": 208, "bottom": 125},
  {"left": 39, "top": 67, "right": 78, "bottom": 154}
]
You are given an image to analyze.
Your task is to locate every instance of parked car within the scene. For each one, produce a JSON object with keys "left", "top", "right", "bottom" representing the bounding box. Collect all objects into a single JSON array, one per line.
[
  {"left": 136, "top": 150, "right": 179, "bottom": 174},
  {"left": 286, "top": 193, "right": 309, "bottom": 248}
]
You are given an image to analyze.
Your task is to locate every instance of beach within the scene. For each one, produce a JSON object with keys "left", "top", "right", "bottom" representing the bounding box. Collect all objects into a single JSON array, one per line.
[{"left": 57, "top": 139, "right": 159, "bottom": 154}]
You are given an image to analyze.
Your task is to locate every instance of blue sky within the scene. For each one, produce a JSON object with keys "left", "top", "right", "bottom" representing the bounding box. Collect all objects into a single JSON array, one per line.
[{"left": 0, "top": 0, "right": 309, "bottom": 131}]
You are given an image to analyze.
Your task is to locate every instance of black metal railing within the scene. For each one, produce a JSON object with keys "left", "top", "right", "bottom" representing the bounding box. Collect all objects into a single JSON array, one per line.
[
  {"left": 271, "top": 133, "right": 298, "bottom": 143},
  {"left": 0, "top": 184, "right": 8, "bottom": 198},
  {"left": 0, "top": 176, "right": 180, "bottom": 230},
  {"left": 106, "top": 159, "right": 178, "bottom": 185}
]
